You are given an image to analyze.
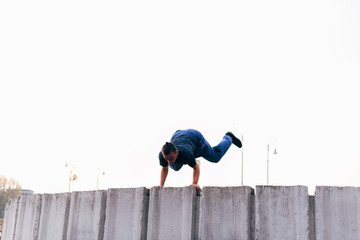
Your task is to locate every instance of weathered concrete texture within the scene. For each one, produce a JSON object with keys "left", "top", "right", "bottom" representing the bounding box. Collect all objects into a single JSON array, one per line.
[
  {"left": 146, "top": 186, "right": 199, "bottom": 240},
  {"left": 103, "top": 187, "right": 149, "bottom": 240},
  {"left": 66, "top": 190, "right": 107, "bottom": 240},
  {"left": 13, "top": 194, "right": 42, "bottom": 240},
  {"left": 37, "top": 193, "right": 70, "bottom": 240},
  {"left": 199, "top": 186, "right": 255, "bottom": 240},
  {"left": 315, "top": 186, "right": 360, "bottom": 240},
  {"left": 256, "top": 186, "right": 310, "bottom": 240},
  {"left": 2, "top": 198, "right": 19, "bottom": 240},
  {"left": 5, "top": 186, "right": 360, "bottom": 240}
]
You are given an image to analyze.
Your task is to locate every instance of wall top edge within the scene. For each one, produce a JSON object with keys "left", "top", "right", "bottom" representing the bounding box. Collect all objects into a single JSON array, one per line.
[{"left": 25, "top": 185, "right": 360, "bottom": 196}]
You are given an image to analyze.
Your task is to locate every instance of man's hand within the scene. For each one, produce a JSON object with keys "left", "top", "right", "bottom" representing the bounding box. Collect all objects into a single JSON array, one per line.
[
  {"left": 154, "top": 185, "right": 163, "bottom": 188},
  {"left": 190, "top": 183, "right": 201, "bottom": 195},
  {"left": 190, "top": 184, "right": 201, "bottom": 191}
]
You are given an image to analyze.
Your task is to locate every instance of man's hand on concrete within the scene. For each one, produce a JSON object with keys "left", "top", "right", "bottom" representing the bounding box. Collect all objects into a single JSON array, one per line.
[{"left": 190, "top": 184, "right": 201, "bottom": 192}]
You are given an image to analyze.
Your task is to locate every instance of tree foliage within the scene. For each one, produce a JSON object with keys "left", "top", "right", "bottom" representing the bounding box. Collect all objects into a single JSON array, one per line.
[{"left": 0, "top": 175, "right": 21, "bottom": 218}]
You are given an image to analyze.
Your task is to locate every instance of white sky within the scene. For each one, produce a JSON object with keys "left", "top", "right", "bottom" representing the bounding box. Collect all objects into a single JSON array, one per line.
[{"left": 1, "top": 0, "right": 359, "bottom": 194}]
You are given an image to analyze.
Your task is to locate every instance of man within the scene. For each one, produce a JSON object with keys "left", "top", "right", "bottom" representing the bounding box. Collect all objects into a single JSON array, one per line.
[{"left": 158, "top": 129, "right": 242, "bottom": 190}]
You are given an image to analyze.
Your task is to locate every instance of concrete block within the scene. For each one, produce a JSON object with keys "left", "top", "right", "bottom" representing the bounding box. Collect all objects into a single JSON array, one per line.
[
  {"left": 199, "top": 186, "right": 254, "bottom": 240},
  {"left": 255, "top": 186, "right": 309, "bottom": 240},
  {"left": 13, "top": 195, "right": 42, "bottom": 240},
  {"left": 147, "top": 186, "right": 199, "bottom": 240},
  {"left": 66, "top": 190, "right": 107, "bottom": 240},
  {"left": 2, "top": 198, "right": 19, "bottom": 240},
  {"left": 37, "top": 193, "right": 71, "bottom": 240},
  {"left": 103, "top": 187, "right": 149, "bottom": 240},
  {"left": 315, "top": 186, "right": 360, "bottom": 240}
]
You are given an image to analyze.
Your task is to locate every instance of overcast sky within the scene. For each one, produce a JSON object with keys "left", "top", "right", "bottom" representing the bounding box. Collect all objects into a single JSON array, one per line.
[{"left": 1, "top": 0, "right": 359, "bottom": 194}]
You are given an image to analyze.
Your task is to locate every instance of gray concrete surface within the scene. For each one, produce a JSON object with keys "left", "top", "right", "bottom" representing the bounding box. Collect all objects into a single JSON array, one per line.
[
  {"left": 199, "top": 186, "right": 254, "bottom": 240},
  {"left": 37, "top": 193, "right": 70, "bottom": 240},
  {"left": 255, "top": 186, "right": 310, "bottom": 240},
  {"left": 13, "top": 195, "right": 42, "bottom": 240},
  {"left": 103, "top": 187, "right": 149, "bottom": 240},
  {"left": 2, "top": 198, "right": 19, "bottom": 240},
  {"left": 146, "top": 186, "right": 199, "bottom": 240},
  {"left": 308, "top": 195, "right": 316, "bottom": 240},
  {"left": 315, "top": 186, "right": 360, "bottom": 240},
  {"left": 66, "top": 190, "right": 107, "bottom": 240},
  {"left": 3, "top": 186, "right": 360, "bottom": 240}
]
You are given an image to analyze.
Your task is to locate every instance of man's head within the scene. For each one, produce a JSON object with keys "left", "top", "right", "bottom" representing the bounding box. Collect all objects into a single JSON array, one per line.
[{"left": 162, "top": 142, "right": 179, "bottom": 164}]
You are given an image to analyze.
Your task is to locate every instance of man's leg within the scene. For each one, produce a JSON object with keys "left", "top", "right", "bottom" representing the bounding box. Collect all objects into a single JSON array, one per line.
[{"left": 200, "top": 135, "right": 232, "bottom": 163}]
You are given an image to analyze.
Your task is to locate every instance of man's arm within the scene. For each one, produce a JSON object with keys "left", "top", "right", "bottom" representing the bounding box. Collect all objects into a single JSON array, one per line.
[
  {"left": 159, "top": 166, "right": 168, "bottom": 187},
  {"left": 191, "top": 162, "right": 200, "bottom": 190}
]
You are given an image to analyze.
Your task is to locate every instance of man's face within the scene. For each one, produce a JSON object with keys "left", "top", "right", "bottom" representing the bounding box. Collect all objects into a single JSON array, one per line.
[{"left": 163, "top": 150, "right": 179, "bottom": 165}]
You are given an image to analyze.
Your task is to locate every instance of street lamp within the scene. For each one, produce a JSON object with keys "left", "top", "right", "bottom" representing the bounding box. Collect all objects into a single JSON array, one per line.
[
  {"left": 65, "top": 162, "right": 77, "bottom": 192},
  {"left": 96, "top": 168, "right": 105, "bottom": 190},
  {"left": 267, "top": 143, "right": 278, "bottom": 185}
]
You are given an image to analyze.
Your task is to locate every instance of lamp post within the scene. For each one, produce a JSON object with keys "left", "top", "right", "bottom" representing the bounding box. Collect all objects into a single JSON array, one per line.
[
  {"left": 267, "top": 143, "right": 278, "bottom": 185},
  {"left": 65, "top": 162, "right": 77, "bottom": 192},
  {"left": 267, "top": 144, "right": 269, "bottom": 185},
  {"left": 241, "top": 135, "right": 244, "bottom": 186},
  {"left": 96, "top": 168, "right": 105, "bottom": 190}
]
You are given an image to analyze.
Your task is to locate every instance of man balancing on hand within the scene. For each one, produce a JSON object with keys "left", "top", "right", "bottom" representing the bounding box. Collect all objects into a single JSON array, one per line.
[{"left": 157, "top": 129, "right": 242, "bottom": 191}]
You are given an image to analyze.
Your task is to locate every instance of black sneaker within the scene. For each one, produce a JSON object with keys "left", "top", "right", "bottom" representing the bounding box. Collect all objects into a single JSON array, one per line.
[{"left": 226, "top": 132, "right": 242, "bottom": 148}]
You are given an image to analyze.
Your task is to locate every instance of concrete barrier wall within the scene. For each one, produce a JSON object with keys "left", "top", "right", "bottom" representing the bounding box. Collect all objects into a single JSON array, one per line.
[
  {"left": 37, "top": 193, "right": 70, "bottom": 240},
  {"left": 13, "top": 194, "right": 42, "bottom": 240},
  {"left": 103, "top": 187, "right": 149, "bottom": 240},
  {"left": 2, "top": 198, "right": 19, "bottom": 240},
  {"left": 146, "top": 186, "right": 199, "bottom": 240},
  {"left": 315, "top": 186, "right": 360, "bottom": 240},
  {"left": 256, "top": 186, "right": 310, "bottom": 240},
  {"left": 199, "top": 187, "right": 254, "bottom": 240},
  {"left": 3, "top": 186, "right": 360, "bottom": 240},
  {"left": 66, "top": 190, "right": 107, "bottom": 240}
]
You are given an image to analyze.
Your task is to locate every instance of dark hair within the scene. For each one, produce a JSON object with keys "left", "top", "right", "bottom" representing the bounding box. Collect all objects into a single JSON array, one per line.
[{"left": 162, "top": 142, "right": 177, "bottom": 155}]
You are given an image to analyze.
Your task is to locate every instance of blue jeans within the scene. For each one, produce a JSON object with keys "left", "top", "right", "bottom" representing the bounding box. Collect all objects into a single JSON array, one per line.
[{"left": 171, "top": 129, "right": 232, "bottom": 163}]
